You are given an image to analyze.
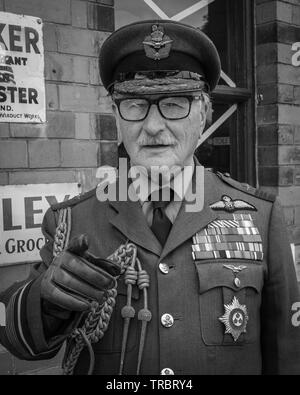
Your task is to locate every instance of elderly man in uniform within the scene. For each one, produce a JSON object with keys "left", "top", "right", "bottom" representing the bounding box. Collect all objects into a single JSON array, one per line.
[{"left": 0, "top": 20, "right": 299, "bottom": 375}]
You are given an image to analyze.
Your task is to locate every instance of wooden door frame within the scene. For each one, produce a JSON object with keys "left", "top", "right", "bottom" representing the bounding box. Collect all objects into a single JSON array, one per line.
[{"left": 210, "top": 0, "right": 256, "bottom": 185}]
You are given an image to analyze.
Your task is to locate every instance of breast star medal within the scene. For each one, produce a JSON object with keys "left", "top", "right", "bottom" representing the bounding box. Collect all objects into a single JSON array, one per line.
[
  {"left": 143, "top": 25, "right": 173, "bottom": 60},
  {"left": 219, "top": 296, "right": 249, "bottom": 341},
  {"left": 210, "top": 195, "right": 257, "bottom": 213}
]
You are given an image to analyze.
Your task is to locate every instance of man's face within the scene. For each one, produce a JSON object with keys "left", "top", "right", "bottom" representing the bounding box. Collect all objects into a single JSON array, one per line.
[{"left": 113, "top": 92, "right": 207, "bottom": 171}]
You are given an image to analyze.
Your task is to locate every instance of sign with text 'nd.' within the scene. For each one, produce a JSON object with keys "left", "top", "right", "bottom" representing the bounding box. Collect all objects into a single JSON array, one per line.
[
  {"left": 0, "top": 184, "right": 80, "bottom": 266},
  {"left": 0, "top": 12, "right": 45, "bottom": 123}
]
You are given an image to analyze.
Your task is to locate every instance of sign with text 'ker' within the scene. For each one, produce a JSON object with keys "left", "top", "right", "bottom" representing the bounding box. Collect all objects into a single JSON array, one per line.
[
  {"left": 0, "top": 184, "right": 80, "bottom": 266},
  {"left": 0, "top": 12, "right": 45, "bottom": 123}
]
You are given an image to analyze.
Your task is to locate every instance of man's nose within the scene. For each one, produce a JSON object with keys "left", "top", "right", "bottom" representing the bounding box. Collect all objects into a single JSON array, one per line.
[{"left": 142, "top": 104, "right": 165, "bottom": 135}]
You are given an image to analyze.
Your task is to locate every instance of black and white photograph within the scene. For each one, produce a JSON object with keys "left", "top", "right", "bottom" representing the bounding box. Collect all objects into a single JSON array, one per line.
[{"left": 0, "top": 0, "right": 299, "bottom": 377}]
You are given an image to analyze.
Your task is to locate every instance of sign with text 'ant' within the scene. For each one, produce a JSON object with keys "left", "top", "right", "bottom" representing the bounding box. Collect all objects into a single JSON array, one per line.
[{"left": 0, "top": 12, "right": 45, "bottom": 123}]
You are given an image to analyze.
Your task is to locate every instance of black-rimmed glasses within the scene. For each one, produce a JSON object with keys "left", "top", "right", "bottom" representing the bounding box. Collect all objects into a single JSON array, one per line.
[{"left": 114, "top": 96, "right": 201, "bottom": 121}]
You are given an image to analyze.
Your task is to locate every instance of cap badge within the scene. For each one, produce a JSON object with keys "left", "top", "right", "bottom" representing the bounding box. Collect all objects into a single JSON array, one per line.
[
  {"left": 143, "top": 25, "right": 173, "bottom": 61},
  {"left": 210, "top": 195, "right": 257, "bottom": 213},
  {"left": 219, "top": 296, "right": 249, "bottom": 341}
]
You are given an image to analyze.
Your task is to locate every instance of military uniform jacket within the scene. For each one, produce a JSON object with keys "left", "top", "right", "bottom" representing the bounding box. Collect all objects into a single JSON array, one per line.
[{"left": 1, "top": 168, "right": 300, "bottom": 375}]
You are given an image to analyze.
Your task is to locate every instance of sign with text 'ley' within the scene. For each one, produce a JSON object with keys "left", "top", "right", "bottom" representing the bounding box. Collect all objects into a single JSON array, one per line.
[
  {"left": 0, "top": 12, "right": 45, "bottom": 123},
  {"left": 0, "top": 183, "right": 80, "bottom": 266}
]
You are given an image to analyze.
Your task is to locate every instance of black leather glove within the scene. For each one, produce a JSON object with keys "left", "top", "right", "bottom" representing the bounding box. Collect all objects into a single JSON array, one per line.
[{"left": 41, "top": 235, "right": 121, "bottom": 312}]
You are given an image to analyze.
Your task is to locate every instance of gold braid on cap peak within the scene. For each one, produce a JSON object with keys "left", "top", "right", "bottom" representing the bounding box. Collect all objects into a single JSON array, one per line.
[{"left": 111, "top": 71, "right": 209, "bottom": 95}]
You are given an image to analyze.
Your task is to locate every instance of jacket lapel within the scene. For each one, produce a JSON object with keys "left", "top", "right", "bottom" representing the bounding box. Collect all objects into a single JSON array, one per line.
[
  {"left": 107, "top": 166, "right": 220, "bottom": 259},
  {"left": 160, "top": 168, "right": 219, "bottom": 260},
  {"left": 109, "top": 198, "right": 162, "bottom": 256}
]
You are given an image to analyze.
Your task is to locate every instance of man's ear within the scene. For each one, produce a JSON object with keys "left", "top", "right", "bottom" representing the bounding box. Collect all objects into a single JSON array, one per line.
[
  {"left": 199, "top": 100, "right": 208, "bottom": 130},
  {"left": 111, "top": 102, "right": 123, "bottom": 144},
  {"left": 201, "top": 96, "right": 212, "bottom": 127},
  {"left": 205, "top": 102, "right": 213, "bottom": 127},
  {"left": 112, "top": 102, "right": 118, "bottom": 117}
]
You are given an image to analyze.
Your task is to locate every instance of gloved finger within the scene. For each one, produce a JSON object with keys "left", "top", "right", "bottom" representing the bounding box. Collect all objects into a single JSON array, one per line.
[
  {"left": 82, "top": 255, "right": 121, "bottom": 277},
  {"left": 41, "top": 279, "right": 91, "bottom": 312},
  {"left": 68, "top": 234, "right": 89, "bottom": 256},
  {"left": 67, "top": 235, "right": 121, "bottom": 277},
  {"left": 52, "top": 269, "right": 106, "bottom": 303},
  {"left": 61, "top": 252, "right": 116, "bottom": 291}
]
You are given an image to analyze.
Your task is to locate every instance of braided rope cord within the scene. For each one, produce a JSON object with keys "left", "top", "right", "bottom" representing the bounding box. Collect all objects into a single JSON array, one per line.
[
  {"left": 53, "top": 208, "right": 71, "bottom": 259},
  {"left": 62, "top": 243, "right": 137, "bottom": 375},
  {"left": 119, "top": 255, "right": 151, "bottom": 375},
  {"left": 52, "top": 208, "right": 146, "bottom": 375}
]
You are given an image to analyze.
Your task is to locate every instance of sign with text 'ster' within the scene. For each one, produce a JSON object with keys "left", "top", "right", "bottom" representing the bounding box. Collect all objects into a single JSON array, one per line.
[
  {"left": 0, "top": 12, "right": 45, "bottom": 123},
  {"left": 0, "top": 183, "right": 80, "bottom": 266}
]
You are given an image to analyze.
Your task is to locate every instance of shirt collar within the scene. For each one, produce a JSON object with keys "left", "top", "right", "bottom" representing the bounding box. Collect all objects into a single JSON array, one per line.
[{"left": 130, "top": 160, "right": 195, "bottom": 203}]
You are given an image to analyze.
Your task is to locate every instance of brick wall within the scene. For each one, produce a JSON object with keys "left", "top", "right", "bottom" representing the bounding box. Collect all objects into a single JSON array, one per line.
[
  {"left": 1, "top": 0, "right": 299, "bottom": 374},
  {"left": 0, "top": 0, "right": 116, "bottom": 374},
  {"left": 0, "top": 0, "right": 117, "bottom": 194},
  {"left": 256, "top": 0, "right": 300, "bottom": 246}
]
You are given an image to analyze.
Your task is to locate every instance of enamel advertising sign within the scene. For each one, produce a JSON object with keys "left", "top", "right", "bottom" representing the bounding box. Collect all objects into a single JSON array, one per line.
[
  {"left": 0, "top": 183, "right": 80, "bottom": 266},
  {"left": 0, "top": 12, "right": 45, "bottom": 123}
]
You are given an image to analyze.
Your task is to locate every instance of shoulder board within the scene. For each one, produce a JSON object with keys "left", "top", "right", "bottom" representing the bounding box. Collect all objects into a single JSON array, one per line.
[
  {"left": 215, "top": 171, "right": 276, "bottom": 203},
  {"left": 51, "top": 188, "right": 96, "bottom": 211}
]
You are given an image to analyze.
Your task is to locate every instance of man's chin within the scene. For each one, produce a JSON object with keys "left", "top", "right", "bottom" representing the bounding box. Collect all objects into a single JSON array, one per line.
[{"left": 134, "top": 157, "right": 176, "bottom": 171}]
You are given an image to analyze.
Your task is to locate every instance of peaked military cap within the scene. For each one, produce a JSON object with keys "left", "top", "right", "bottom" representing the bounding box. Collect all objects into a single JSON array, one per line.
[{"left": 99, "top": 19, "right": 221, "bottom": 95}]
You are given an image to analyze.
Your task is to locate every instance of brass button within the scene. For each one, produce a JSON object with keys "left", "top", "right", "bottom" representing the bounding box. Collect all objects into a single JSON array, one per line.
[
  {"left": 161, "top": 313, "right": 174, "bottom": 328},
  {"left": 159, "top": 262, "right": 169, "bottom": 274},
  {"left": 234, "top": 278, "right": 241, "bottom": 288},
  {"left": 161, "top": 368, "right": 174, "bottom": 375}
]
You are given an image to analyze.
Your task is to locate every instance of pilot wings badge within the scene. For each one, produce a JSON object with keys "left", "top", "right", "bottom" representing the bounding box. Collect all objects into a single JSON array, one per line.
[
  {"left": 219, "top": 297, "right": 249, "bottom": 341},
  {"left": 210, "top": 195, "right": 257, "bottom": 213},
  {"left": 143, "top": 25, "right": 173, "bottom": 61}
]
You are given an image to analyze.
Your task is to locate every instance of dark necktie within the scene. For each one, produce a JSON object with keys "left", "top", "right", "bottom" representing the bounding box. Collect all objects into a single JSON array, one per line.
[{"left": 150, "top": 189, "right": 174, "bottom": 246}]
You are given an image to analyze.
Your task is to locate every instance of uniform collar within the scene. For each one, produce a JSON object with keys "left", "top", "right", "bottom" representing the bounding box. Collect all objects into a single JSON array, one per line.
[
  {"left": 107, "top": 158, "right": 219, "bottom": 257},
  {"left": 130, "top": 159, "right": 195, "bottom": 203}
]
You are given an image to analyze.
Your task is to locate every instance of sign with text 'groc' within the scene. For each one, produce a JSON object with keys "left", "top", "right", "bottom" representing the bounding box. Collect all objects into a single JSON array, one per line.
[
  {"left": 0, "top": 183, "right": 80, "bottom": 266},
  {"left": 0, "top": 12, "right": 45, "bottom": 123}
]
